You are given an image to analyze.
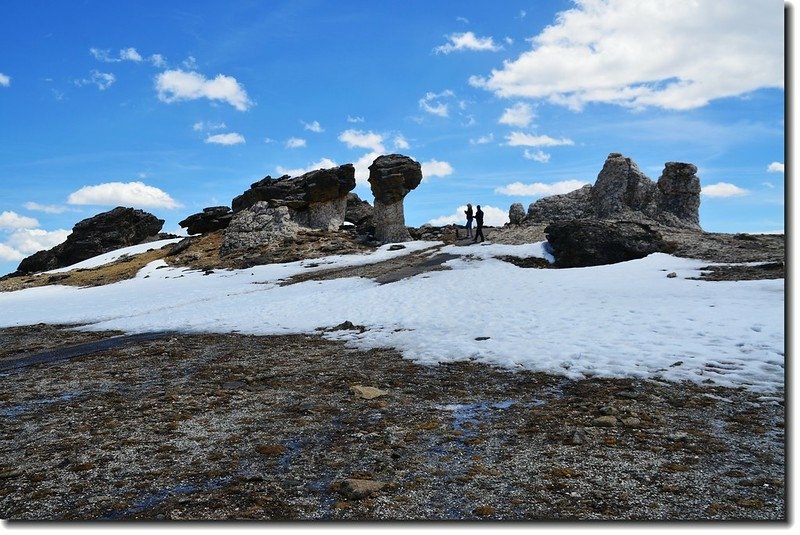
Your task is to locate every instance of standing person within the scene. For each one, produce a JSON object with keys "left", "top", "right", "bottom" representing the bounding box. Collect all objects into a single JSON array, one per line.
[
  {"left": 464, "top": 203, "right": 474, "bottom": 239},
  {"left": 473, "top": 205, "right": 485, "bottom": 243}
]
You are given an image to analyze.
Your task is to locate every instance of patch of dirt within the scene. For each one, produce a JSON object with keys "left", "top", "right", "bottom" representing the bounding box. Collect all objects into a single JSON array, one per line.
[
  {"left": 690, "top": 262, "right": 785, "bottom": 282},
  {"left": 0, "top": 325, "right": 785, "bottom": 521}
]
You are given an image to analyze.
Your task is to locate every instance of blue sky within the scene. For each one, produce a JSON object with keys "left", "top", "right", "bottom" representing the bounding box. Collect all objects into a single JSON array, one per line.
[{"left": 0, "top": 0, "right": 785, "bottom": 276}]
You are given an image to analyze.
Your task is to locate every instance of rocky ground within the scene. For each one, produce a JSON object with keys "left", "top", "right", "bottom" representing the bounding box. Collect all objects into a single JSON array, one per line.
[
  {"left": 0, "top": 324, "right": 785, "bottom": 521},
  {"left": 0, "top": 225, "right": 785, "bottom": 521}
]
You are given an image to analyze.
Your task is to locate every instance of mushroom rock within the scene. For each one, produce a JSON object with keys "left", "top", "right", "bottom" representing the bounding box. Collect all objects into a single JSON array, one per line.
[{"left": 367, "top": 154, "right": 423, "bottom": 243}]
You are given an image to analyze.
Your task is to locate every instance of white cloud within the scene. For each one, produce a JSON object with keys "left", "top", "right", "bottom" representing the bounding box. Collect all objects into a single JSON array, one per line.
[
  {"left": 149, "top": 54, "right": 167, "bottom": 68},
  {"left": 393, "top": 135, "right": 410, "bottom": 150},
  {"left": 470, "top": 0, "right": 783, "bottom": 111},
  {"left": 67, "top": 181, "right": 181, "bottom": 209},
  {"left": 495, "top": 179, "right": 588, "bottom": 197},
  {"left": 523, "top": 149, "right": 551, "bottom": 163},
  {"left": 0, "top": 211, "right": 38, "bottom": 230},
  {"left": 505, "top": 132, "right": 574, "bottom": 147},
  {"left": 303, "top": 120, "right": 323, "bottom": 133},
  {"left": 422, "top": 159, "right": 454, "bottom": 179},
  {"left": 276, "top": 158, "right": 338, "bottom": 177},
  {"left": 419, "top": 90, "right": 454, "bottom": 117},
  {"left": 767, "top": 162, "right": 784, "bottom": 173},
  {"left": 286, "top": 137, "right": 307, "bottom": 149},
  {"left": 75, "top": 70, "right": 116, "bottom": 90},
  {"left": 761, "top": 182, "right": 775, "bottom": 189},
  {"left": 701, "top": 182, "right": 750, "bottom": 198},
  {"left": 0, "top": 73, "right": 10, "bottom": 87},
  {"left": 182, "top": 56, "right": 199, "bottom": 70},
  {"left": 205, "top": 132, "right": 245, "bottom": 145},
  {"left": 119, "top": 47, "right": 143, "bottom": 62},
  {"left": 347, "top": 115, "right": 365, "bottom": 123},
  {"left": 434, "top": 32, "right": 503, "bottom": 54},
  {"left": 428, "top": 205, "right": 508, "bottom": 227},
  {"left": 23, "top": 202, "right": 70, "bottom": 214},
  {"left": 0, "top": 243, "right": 24, "bottom": 261},
  {"left": 470, "top": 133, "right": 494, "bottom": 145},
  {"left": 338, "top": 129, "right": 385, "bottom": 152},
  {"left": 155, "top": 69, "right": 252, "bottom": 111},
  {"left": 499, "top": 102, "right": 535, "bottom": 128},
  {"left": 193, "top": 120, "right": 227, "bottom": 132},
  {"left": 4, "top": 228, "right": 70, "bottom": 256}
]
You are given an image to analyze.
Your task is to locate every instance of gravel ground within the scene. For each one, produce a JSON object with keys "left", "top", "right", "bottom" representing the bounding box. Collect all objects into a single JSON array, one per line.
[{"left": 0, "top": 324, "right": 785, "bottom": 521}]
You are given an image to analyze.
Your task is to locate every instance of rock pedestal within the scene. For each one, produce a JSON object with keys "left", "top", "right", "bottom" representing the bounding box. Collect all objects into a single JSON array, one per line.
[
  {"left": 508, "top": 203, "right": 526, "bottom": 225},
  {"left": 367, "top": 154, "right": 423, "bottom": 243},
  {"left": 220, "top": 203, "right": 300, "bottom": 256}
]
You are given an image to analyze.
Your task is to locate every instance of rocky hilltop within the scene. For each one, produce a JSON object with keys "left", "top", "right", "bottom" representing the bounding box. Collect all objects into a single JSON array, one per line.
[{"left": 15, "top": 207, "right": 166, "bottom": 274}]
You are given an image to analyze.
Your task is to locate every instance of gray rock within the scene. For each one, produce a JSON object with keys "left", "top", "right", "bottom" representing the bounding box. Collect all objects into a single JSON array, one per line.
[
  {"left": 592, "top": 415, "right": 618, "bottom": 427},
  {"left": 526, "top": 184, "right": 592, "bottom": 223},
  {"left": 368, "top": 154, "right": 423, "bottom": 243},
  {"left": 338, "top": 478, "right": 386, "bottom": 500},
  {"left": 509, "top": 203, "right": 526, "bottom": 225},
  {"left": 17, "top": 207, "right": 164, "bottom": 274},
  {"left": 545, "top": 219, "right": 669, "bottom": 268},
  {"left": 220, "top": 203, "right": 300, "bottom": 255},
  {"left": 178, "top": 206, "right": 233, "bottom": 235},
  {"left": 345, "top": 192, "right": 374, "bottom": 226},
  {"left": 652, "top": 162, "right": 701, "bottom": 230},
  {"left": 230, "top": 164, "right": 356, "bottom": 231}
]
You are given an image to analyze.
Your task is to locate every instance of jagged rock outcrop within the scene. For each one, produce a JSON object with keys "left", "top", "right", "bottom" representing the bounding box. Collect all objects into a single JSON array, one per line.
[
  {"left": 179, "top": 206, "right": 233, "bottom": 235},
  {"left": 525, "top": 153, "right": 701, "bottom": 230},
  {"left": 508, "top": 203, "right": 526, "bottom": 225},
  {"left": 220, "top": 203, "right": 300, "bottom": 256},
  {"left": 345, "top": 193, "right": 374, "bottom": 226},
  {"left": 367, "top": 154, "right": 423, "bottom": 243},
  {"left": 17, "top": 207, "right": 164, "bottom": 274},
  {"left": 545, "top": 219, "right": 669, "bottom": 268},
  {"left": 231, "top": 164, "right": 356, "bottom": 231}
]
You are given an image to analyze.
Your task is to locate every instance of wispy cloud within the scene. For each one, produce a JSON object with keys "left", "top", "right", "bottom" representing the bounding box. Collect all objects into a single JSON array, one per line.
[
  {"left": 505, "top": 132, "right": 574, "bottom": 147},
  {"left": 205, "top": 132, "right": 245, "bottom": 145},
  {"left": 393, "top": 135, "right": 410, "bottom": 150},
  {"left": 523, "top": 149, "right": 551, "bottom": 163},
  {"left": 90, "top": 47, "right": 145, "bottom": 63},
  {"left": 346, "top": 115, "right": 365, "bottom": 123},
  {"left": 67, "top": 181, "right": 181, "bottom": 209},
  {"left": 155, "top": 69, "right": 252, "bottom": 111},
  {"left": 193, "top": 121, "right": 227, "bottom": 132},
  {"left": 701, "top": 182, "right": 749, "bottom": 198},
  {"left": 495, "top": 179, "right": 588, "bottom": 197},
  {"left": 23, "top": 202, "right": 71, "bottom": 214},
  {"left": 0, "top": 73, "right": 10, "bottom": 87},
  {"left": 419, "top": 90, "right": 454, "bottom": 117},
  {"left": 470, "top": 133, "right": 494, "bottom": 145},
  {"left": 303, "top": 120, "right": 323, "bottom": 133},
  {"left": 434, "top": 32, "right": 502, "bottom": 54},
  {"left": 74, "top": 70, "right": 116, "bottom": 90},
  {"left": 286, "top": 137, "right": 307, "bottom": 148}
]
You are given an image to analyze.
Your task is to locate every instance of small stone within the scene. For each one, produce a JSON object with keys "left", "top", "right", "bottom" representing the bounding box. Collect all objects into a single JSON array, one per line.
[
  {"left": 388, "top": 244, "right": 406, "bottom": 251},
  {"left": 474, "top": 336, "right": 490, "bottom": 341},
  {"left": 569, "top": 427, "right": 588, "bottom": 445},
  {"left": 667, "top": 272, "right": 677, "bottom": 278},
  {"left": 350, "top": 385, "right": 388, "bottom": 400},
  {"left": 598, "top": 405, "right": 616, "bottom": 416},
  {"left": 338, "top": 478, "right": 386, "bottom": 500},
  {"left": 621, "top": 417, "right": 641, "bottom": 428},
  {"left": 592, "top": 415, "right": 618, "bottom": 427}
]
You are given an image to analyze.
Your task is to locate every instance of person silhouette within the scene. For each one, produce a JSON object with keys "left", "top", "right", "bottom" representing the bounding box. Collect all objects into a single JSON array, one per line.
[
  {"left": 464, "top": 203, "right": 474, "bottom": 239},
  {"left": 472, "top": 205, "right": 485, "bottom": 243}
]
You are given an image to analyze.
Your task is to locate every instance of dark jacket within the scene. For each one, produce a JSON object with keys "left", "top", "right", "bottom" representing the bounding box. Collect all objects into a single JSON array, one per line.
[
  {"left": 475, "top": 208, "right": 484, "bottom": 226},
  {"left": 465, "top": 206, "right": 473, "bottom": 221}
]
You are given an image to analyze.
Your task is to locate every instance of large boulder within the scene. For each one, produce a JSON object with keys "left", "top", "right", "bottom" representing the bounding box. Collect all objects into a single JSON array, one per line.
[
  {"left": 508, "top": 203, "right": 526, "bottom": 225},
  {"left": 524, "top": 153, "right": 701, "bottom": 230},
  {"left": 17, "top": 207, "right": 164, "bottom": 274},
  {"left": 231, "top": 164, "right": 356, "bottom": 231},
  {"left": 179, "top": 206, "right": 233, "bottom": 235},
  {"left": 220, "top": 202, "right": 300, "bottom": 256},
  {"left": 367, "top": 154, "right": 423, "bottom": 243},
  {"left": 544, "top": 219, "right": 669, "bottom": 268}
]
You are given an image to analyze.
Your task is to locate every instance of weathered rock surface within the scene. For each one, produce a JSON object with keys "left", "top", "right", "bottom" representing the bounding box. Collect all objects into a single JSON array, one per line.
[
  {"left": 344, "top": 193, "right": 374, "bottom": 226},
  {"left": 17, "top": 207, "right": 164, "bottom": 274},
  {"left": 367, "top": 154, "right": 423, "bottom": 243},
  {"left": 231, "top": 164, "right": 356, "bottom": 231},
  {"left": 508, "top": 203, "right": 525, "bottom": 225},
  {"left": 179, "top": 206, "right": 233, "bottom": 235},
  {"left": 545, "top": 219, "right": 669, "bottom": 268},
  {"left": 525, "top": 153, "right": 701, "bottom": 230},
  {"left": 220, "top": 203, "right": 300, "bottom": 256}
]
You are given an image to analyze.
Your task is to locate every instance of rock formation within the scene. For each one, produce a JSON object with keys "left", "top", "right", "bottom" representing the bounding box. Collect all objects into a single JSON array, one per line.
[
  {"left": 344, "top": 193, "right": 374, "bottom": 227},
  {"left": 545, "top": 219, "right": 669, "bottom": 268},
  {"left": 220, "top": 203, "right": 300, "bottom": 256},
  {"left": 367, "top": 154, "right": 423, "bottom": 243},
  {"left": 17, "top": 207, "right": 164, "bottom": 274},
  {"left": 508, "top": 203, "right": 526, "bottom": 225},
  {"left": 231, "top": 164, "right": 356, "bottom": 231},
  {"left": 179, "top": 206, "right": 233, "bottom": 235},
  {"left": 524, "top": 153, "right": 701, "bottom": 230}
]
